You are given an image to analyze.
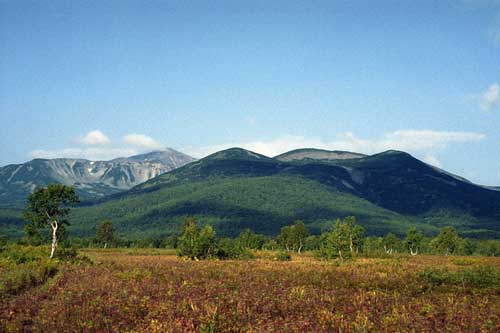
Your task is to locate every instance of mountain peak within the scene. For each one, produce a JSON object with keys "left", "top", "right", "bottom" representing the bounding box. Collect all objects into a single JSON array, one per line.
[
  {"left": 368, "top": 150, "right": 416, "bottom": 161},
  {"left": 377, "top": 150, "right": 409, "bottom": 156},
  {"left": 0, "top": 148, "right": 196, "bottom": 208},
  {"left": 120, "top": 148, "right": 196, "bottom": 164},
  {"left": 67, "top": 145, "right": 500, "bottom": 240},
  {"left": 275, "top": 148, "right": 366, "bottom": 162},
  {"left": 204, "top": 148, "right": 272, "bottom": 161}
]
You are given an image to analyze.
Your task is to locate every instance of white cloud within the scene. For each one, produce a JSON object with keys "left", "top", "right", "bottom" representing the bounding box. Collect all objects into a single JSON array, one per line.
[
  {"left": 185, "top": 135, "right": 326, "bottom": 158},
  {"left": 185, "top": 130, "right": 486, "bottom": 160},
  {"left": 122, "top": 134, "right": 163, "bottom": 149},
  {"left": 478, "top": 83, "right": 500, "bottom": 111},
  {"left": 29, "top": 147, "right": 138, "bottom": 161},
  {"left": 376, "top": 130, "right": 486, "bottom": 151},
  {"left": 423, "top": 154, "right": 442, "bottom": 168},
  {"left": 77, "top": 130, "right": 110, "bottom": 145},
  {"left": 28, "top": 132, "right": 165, "bottom": 161}
]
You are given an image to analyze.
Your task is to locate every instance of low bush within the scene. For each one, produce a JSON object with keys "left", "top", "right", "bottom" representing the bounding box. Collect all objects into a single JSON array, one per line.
[
  {"left": 1, "top": 245, "right": 50, "bottom": 264},
  {"left": 418, "top": 265, "right": 500, "bottom": 289},
  {"left": 216, "top": 238, "right": 255, "bottom": 260},
  {"left": 461, "top": 265, "right": 500, "bottom": 288},
  {"left": 0, "top": 261, "right": 58, "bottom": 296},
  {"left": 450, "top": 257, "right": 475, "bottom": 266},
  {"left": 2, "top": 252, "right": 499, "bottom": 332},
  {"left": 0, "top": 245, "right": 91, "bottom": 297},
  {"left": 275, "top": 251, "right": 292, "bottom": 261}
]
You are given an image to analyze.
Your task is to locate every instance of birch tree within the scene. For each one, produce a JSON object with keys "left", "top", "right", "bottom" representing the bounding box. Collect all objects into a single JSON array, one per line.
[
  {"left": 96, "top": 220, "right": 115, "bottom": 248},
  {"left": 321, "top": 219, "right": 351, "bottom": 261},
  {"left": 177, "top": 217, "right": 200, "bottom": 259},
  {"left": 318, "top": 216, "right": 364, "bottom": 260},
  {"left": 23, "top": 184, "right": 79, "bottom": 259},
  {"left": 344, "top": 216, "right": 364, "bottom": 254},
  {"left": 177, "top": 217, "right": 217, "bottom": 259},
  {"left": 432, "top": 226, "right": 461, "bottom": 255},
  {"left": 383, "top": 233, "right": 398, "bottom": 254},
  {"left": 278, "top": 225, "right": 295, "bottom": 252},
  {"left": 293, "top": 220, "right": 309, "bottom": 254},
  {"left": 405, "top": 227, "right": 423, "bottom": 256},
  {"left": 278, "top": 220, "right": 309, "bottom": 253}
]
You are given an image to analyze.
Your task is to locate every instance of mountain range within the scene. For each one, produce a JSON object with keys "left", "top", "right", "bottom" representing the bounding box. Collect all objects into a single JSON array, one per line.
[
  {"left": 0, "top": 149, "right": 195, "bottom": 208},
  {"left": 63, "top": 147, "right": 500, "bottom": 239},
  {"left": 1, "top": 147, "right": 499, "bottom": 240}
]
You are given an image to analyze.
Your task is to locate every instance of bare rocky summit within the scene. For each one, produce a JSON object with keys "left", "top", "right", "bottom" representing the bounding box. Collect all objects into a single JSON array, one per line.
[{"left": 0, "top": 148, "right": 195, "bottom": 207}]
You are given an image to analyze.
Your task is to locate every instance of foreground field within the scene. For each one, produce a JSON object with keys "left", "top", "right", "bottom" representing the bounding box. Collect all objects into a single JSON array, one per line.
[{"left": 1, "top": 250, "right": 499, "bottom": 332}]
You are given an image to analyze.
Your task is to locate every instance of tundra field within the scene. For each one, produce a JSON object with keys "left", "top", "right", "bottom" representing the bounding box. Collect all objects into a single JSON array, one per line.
[{"left": 1, "top": 249, "right": 499, "bottom": 332}]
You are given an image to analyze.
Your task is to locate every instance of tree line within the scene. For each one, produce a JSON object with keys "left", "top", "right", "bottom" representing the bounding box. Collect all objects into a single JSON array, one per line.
[
  {"left": 173, "top": 216, "right": 500, "bottom": 259},
  {"left": 83, "top": 216, "right": 499, "bottom": 259},
  {"left": 16, "top": 184, "right": 500, "bottom": 259}
]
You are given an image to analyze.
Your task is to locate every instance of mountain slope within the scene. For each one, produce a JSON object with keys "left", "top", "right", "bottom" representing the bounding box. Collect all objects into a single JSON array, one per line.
[
  {"left": 70, "top": 175, "right": 423, "bottom": 239},
  {"left": 332, "top": 151, "right": 500, "bottom": 222},
  {"left": 68, "top": 148, "right": 500, "bottom": 239},
  {"left": 0, "top": 149, "right": 195, "bottom": 208}
]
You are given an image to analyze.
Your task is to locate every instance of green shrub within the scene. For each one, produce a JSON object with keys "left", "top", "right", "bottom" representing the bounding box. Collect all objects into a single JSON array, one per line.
[
  {"left": 0, "top": 245, "right": 91, "bottom": 297},
  {"left": 55, "top": 247, "right": 93, "bottom": 265},
  {"left": 418, "top": 266, "right": 500, "bottom": 289},
  {"left": 216, "top": 238, "right": 254, "bottom": 260},
  {"left": 418, "top": 267, "right": 454, "bottom": 286},
  {"left": 0, "top": 261, "right": 58, "bottom": 296},
  {"left": 275, "top": 251, "right": 291, "bottom": 261},
  {"left": 450, "top": 258, "right": 474, "bottom": 266},
  {"left": 461, "top": 265, "right": 500, "bottom": 288}
]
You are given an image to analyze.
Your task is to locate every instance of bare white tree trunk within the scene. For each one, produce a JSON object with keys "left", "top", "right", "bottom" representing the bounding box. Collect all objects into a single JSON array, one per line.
[
  {"left": 104, "top": 242, "right": 107, "bottom": 249},
  {"left": 410, "top": 247, "right": 418, "bottom": 256},
  {"left": 50, "top": 220, "right": 58, "bottom": 259}
]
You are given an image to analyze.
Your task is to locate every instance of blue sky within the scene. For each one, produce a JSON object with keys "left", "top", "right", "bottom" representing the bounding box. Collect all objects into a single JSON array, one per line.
[{"left": 1, "top": 0, "right": 499, "bottom": 185}]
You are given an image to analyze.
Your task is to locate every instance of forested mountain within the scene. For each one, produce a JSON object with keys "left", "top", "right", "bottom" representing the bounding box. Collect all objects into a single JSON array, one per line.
[{"left": 64, "top": 148, "right": 500, "bottom": 240}]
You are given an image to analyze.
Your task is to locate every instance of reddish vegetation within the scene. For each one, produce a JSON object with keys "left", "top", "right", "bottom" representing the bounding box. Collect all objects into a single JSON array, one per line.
[{"left": 2, "top": 251, "right": 499, "bottom": 332}]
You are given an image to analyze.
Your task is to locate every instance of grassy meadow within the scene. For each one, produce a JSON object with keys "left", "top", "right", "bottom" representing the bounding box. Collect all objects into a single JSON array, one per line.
[{"left": 1, "top": 248, "right": 499, "bottom": 332}]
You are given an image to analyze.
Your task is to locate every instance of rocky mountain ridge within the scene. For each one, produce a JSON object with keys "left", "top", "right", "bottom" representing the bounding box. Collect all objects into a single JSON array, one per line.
[{"left": 0, "top": 149, "right": 196, "bottom": 207}]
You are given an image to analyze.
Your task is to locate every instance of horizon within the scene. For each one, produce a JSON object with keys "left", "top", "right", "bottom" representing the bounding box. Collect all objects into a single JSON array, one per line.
[{"left": 1, "top": 1, "right": 499, "bottom": 185}]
